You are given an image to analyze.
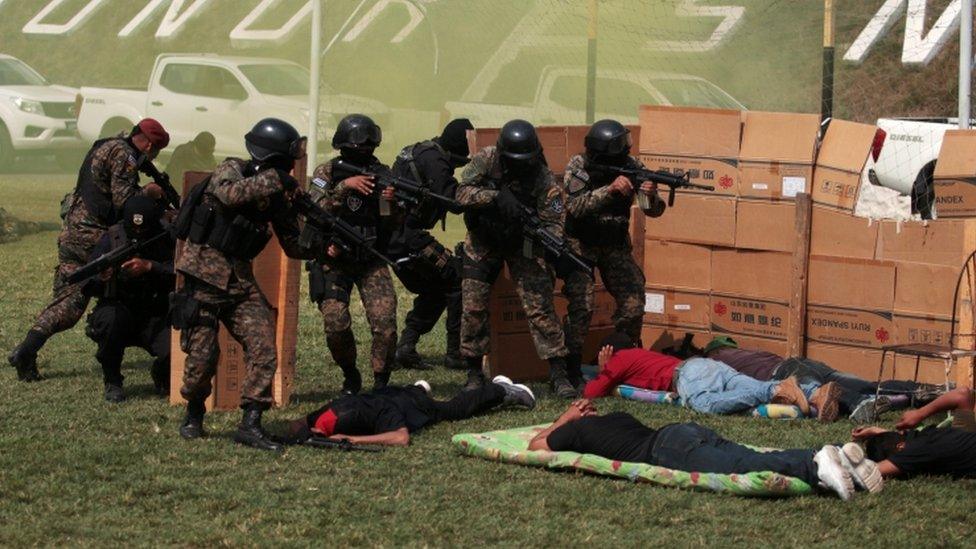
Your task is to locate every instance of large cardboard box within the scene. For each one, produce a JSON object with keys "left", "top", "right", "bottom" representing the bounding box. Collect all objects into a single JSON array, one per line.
[
  {"left": 932, "top": 129, "right": 976, "bottom": 218},
  {"left": 644, "top": 193, "right": 736, "bottom": 247},
  {"left": 711, "top": 332, "right": 791, "bottom": 358},
  {"left": 810, "top": 205, "right": 879, "bottom": 260},
  {"left": 644, "top": 240, "right": 711, "bottom": 291},
  {"left": 643, "top": 286, "right": 710, "bottom": 330},
  {"left": 738, "top": 111, "right": 820, "bottom": 199},
  {"left": 169, "top": 176, "right": 300, "bottom": 410},
  {"left": 734, "top": 199, "right": 795, "bottom": 253},
  {"left": 638, "top": 105, "right": 742, "bottom": 195},
  {"left": 811, "top": 120, "right": 877, "bottom": 211},
  {"left": 806, "top": 341, "right": 883, "bottom": 380},
  {"left": 711, "top": 249, "right": 792, "bottom": 301},
  {"left": 708, "top": 294, "right": 790, "bottom": 340},
  {"left": 878, "top": 219, "right": 976, "bottom": 267},
  {"left": 807, "top": 256, "right": 896, "bottom": 349},
  {"left": 641, "top": 324, "right": 710, "bottom": 353}
]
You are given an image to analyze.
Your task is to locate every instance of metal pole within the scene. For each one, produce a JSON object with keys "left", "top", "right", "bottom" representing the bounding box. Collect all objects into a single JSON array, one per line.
[
  {"left": 821, "top": 0, "right": 835, "bottom": 121},
  {"left": 960, "top": 0, "right": 972, "bottom": 129},
  {"left": 308, "top": 0, "right": 322, "bottom": 171},
  {"left": 585, "top": 0, "right": 597, "bottom": 124}
]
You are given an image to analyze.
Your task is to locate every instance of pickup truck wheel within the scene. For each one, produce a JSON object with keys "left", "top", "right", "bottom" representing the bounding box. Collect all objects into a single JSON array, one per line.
[
  {"left": 911, "top": 161, "right": 936, "bottom": 220},
  {"left": 100, "top": 118, "right": 133, "bottom": 139},
  {"left": 0, "top": 122, "right": 14, "bottom": 173}
]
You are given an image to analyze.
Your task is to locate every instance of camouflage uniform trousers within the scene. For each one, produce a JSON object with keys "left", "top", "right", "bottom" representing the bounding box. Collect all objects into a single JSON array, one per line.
[
  {"left": 179, "top": 275, "right": 278, "bottom": 409},
  {"left": 461, "top": 237, "right": 568, "bottom": 361},
  {"left": 31, "top": 203, "right": 104, "bottom": 337},
  {"left": 562, "top": 241, "right": 645, "bottom": 355},
  {"left": 319, "top": 260, "right": 397, "bottom": 375}
]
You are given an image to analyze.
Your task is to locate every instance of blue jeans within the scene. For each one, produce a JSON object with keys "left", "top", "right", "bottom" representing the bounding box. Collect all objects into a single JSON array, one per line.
[
  {"left": 774, "top": 357, "right": 924, "bottom": 413},
  {"left": 650, "top": 423, "right": 818, "bottom": 485},
  {"left": 675, "top": 358, "right": 819, "bottom": 415}
]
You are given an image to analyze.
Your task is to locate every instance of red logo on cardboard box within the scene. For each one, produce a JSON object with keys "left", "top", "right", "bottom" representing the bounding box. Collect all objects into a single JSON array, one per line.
[
  {"left": 719, "top": 175, "right": 733, "bottom": 189},
  {"left": 713, "top": 302, "right": 728, "bottom": 316},
  {"left": 875, "top": 327, "right": 890, "bottom": 343}
]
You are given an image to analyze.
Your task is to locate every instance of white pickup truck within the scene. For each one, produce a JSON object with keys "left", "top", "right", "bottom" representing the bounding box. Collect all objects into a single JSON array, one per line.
[
  {"left": 864, "top": 117, "right": 970, "bottom": 219},
  {"left": 444, "top": 66, "right": 745, "bottom": 128},
  {"left": 77, "top": 54, "right": 389, "bottom": 160},
  {"left": 0, "top": 54, "right": 84, "bottom": 170}
]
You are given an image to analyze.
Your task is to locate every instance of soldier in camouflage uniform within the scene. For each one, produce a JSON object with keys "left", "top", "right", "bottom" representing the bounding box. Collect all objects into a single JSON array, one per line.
[
  {"left": 7, "top": 119, "right": 170, "bottom": 382},
  {"left": 457, "top": 119, "right": 576, "bottom": 398},
  {"left": 305, "top": 114, "right": 399, "bottom": 395},
  {"left": 174, "top": 118, "right": 313, "bottom": 451},
  {"left": 562, "top": 120, "right": 666, "bottom": 390}
]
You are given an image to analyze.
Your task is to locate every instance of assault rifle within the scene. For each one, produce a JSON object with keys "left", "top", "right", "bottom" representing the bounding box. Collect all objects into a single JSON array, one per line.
[
  {"left": 301, "top": 435, "right": 384, "bottom": 453},
  {"left": 292, "top": 187, "right": 396, "bottom": 267},
  {"left": 592, "top": 164, "right": 715, "bottom": 206},
  {"left": 139, "top": 161, "right": 181, "bottom": 210},
  {"left": 67, "top": 229, "right": 171, "bottom": 285},
  {"left": 518, "top": 204, "right": 594, "bottom": 279},
  {"left": 334, "top": 159, "right": 458, "bottom": 210}
]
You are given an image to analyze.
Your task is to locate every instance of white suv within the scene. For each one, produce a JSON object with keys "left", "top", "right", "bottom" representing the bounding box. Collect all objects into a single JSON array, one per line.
[{"left": 0, "top": 54, "right": 84, "bottom": 170}]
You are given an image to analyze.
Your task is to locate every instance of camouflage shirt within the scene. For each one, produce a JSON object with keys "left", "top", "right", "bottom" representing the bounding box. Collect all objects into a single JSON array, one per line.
[
  {"left": 65, "top": 137, "right": 144, "bottom": 225},
  {"left": 457, "top": 146, "right": 565, "bottom": 240},
  {"left": 176, "top": 158, "right": 308, "bottom": 290},
  {"left": 563, "top": 154, "right": 666, "bottom": 221}
]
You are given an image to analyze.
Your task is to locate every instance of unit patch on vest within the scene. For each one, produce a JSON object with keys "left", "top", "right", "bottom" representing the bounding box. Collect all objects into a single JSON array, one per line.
[
  {"left": 347, "top": 195, "right": 363, "bottom": 212},
  {"left": 549, "top": 197, "right": 564, "bottom": 214}
]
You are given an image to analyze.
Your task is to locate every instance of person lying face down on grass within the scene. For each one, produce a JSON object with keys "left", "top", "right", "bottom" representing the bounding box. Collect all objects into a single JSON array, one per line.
[
  {"left": 583, "top": 333, "right": 842, "bottom": 421},
  {"left": 851, "top": 388, "right": 976, "bottom": 479},
  {"left": 288, "top": 376, "right": 536, "bottom": 446},
  {"left": 526, "top": 399, "right": 883, "bottom": 500},
  {"left": 702, "top": 336, "right": 946, "bottom": 423}
]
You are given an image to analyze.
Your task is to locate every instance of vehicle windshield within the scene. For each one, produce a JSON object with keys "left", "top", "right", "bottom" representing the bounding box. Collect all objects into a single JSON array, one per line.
[
  {"left": 0, "top": 58, "right": 47, "bottom": 86},
  {"left": 239, "top": 64, "right": 311, "bottom": 96},
  {"left": 651, "top": 79, "right": 743, "bottom": 109}
]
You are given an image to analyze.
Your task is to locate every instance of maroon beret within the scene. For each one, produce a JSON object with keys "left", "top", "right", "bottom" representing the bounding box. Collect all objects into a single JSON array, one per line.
[{"left": 136, "top": 118, "right": 170, "bottom": 149}]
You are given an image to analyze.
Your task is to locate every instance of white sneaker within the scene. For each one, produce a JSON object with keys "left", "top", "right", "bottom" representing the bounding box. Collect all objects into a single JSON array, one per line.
[
  {"left": 839, "top": 442, "right": 884, "bottom": 493},
  {"left": 413, "top": 380, "right": 431, "bottom": 395},
  {"left": 814, "top": 445, "right": 855, "bottom": 501},
  {"left": 492, "top": 375, "right": 536, "bottom": 409}
]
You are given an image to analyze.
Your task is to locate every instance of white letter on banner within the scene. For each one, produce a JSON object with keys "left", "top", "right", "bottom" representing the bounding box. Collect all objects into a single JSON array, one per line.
[
  {"left": 843, "top": 0, "right": 960, "bottom": 66},
  {"left": 23, "top": 0, "right": 107, "bottom": 35},
  {"left": 642, "top": 0, "right": 745, "bottom": 53},
  {"left": 230, "top": 0, "right": 311, "bottom": 45}
]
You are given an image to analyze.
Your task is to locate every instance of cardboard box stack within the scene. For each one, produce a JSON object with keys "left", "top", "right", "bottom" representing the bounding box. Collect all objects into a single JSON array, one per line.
[
  {"left": 933, "top": 129, "right": 976, "bottom": 218},
  {"left": 169, "top": 172, "right": 301, "bottom": 410},
  {"left": 637, "top": 106, "right": 975, "bottom": 387}
]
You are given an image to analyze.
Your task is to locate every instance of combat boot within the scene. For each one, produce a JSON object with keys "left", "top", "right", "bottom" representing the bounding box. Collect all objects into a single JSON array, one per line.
[
  {"left": 151, "top": 359, "right": 170, "bottom": 397},
  {"left": 340, "top": 367, "right": 362, "bottom": 396},
  {"left": 104, "top": 383, "right": 125, "bottom": 403},
  {"left": 394, "top": 329, "right": 433, "bottom": 371},
  {"left": 179, "top": 400, "right": 206, "bottom": 440},
  {"left": 464, "top": 357, "right": 486, "bottom": 390},
  {"left": 566, "top": 353, "right": 584, "bottom": 392},
  {"left": 549, "top": 357, "right": 578, "bottom": 399},
  {"left": 373, "top": 371, "right": 391, "bottom": 391},
  {"left": 444, "top": 327, "right": 465, "bottom": 370},
  {"left": 233, "top": 406, "right": 283, "bottom": 452},
  {"left": 8, "top": 330, "right": 45, "bottom": 382}
]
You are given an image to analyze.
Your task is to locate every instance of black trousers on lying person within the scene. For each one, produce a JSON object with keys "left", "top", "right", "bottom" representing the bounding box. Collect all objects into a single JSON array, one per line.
[
  {"left": 773, "top": 358, "right": 926, "bottom": 413},
  {"left": 650, "top": 423, "right": 819, "bottom": 486},
  {"left": 85, "top": 301, "right": 170, "bottom": 387},
  {"left": 396, "top": 382, "right": 505, "bottom": 430}
]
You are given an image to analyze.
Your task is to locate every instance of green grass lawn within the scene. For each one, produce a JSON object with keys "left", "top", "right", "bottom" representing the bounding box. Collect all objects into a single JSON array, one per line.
[{"left": 1, "top": 173, "right": 974, "bottom": 546}]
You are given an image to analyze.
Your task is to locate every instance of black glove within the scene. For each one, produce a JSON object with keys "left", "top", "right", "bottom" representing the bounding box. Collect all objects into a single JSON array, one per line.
[
  {"left": 276, "top": 169, "right": 299, "bottom": 192},
  {"left": 494, "top": 187, "right": 523, "bottom": 220}
]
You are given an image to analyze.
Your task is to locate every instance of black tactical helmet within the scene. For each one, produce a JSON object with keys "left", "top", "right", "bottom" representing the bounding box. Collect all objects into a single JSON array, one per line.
[
  {"left": 497, "top": 119, "right": 542, "bottom": 161},
  {"left": 245, "top": 118, "right": 304, "bottom": 162},
  {"left": 584, "top": 119, "right": 631, "bottom": 158},
  {"left": 332, "top": 114, "right": 382, "bottom": 150}
]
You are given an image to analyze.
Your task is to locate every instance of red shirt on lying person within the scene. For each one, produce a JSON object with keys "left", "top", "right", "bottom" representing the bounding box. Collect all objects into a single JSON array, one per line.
[{"left": 583, "top": 347, "right": 682, "bottom": 398}]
